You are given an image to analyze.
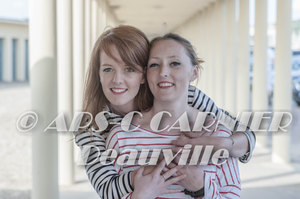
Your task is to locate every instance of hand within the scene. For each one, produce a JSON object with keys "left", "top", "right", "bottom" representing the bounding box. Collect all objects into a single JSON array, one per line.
[
  {"left": 165, "top": 162, "right": 204, "bottom": 192},
  {"left": 171, "top": 133, "right": 232, "bottom": 163},
  {"left": 131, "top": 160, "right": 186, "bottom": 199},
  {"left": 190, "top": 114, "right": 219, "bottom": 136}
]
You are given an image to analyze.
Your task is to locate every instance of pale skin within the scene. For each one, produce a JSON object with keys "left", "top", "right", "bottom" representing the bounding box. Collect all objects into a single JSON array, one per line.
[
  {"left": 130, "top": 39, "right": 206, "bottom": 197},
  {"left": 100, "top": 41, "right": 249, "bottom": 197},
  {"left": 131, "top": 160, "right": 187, "bottom": 199}
]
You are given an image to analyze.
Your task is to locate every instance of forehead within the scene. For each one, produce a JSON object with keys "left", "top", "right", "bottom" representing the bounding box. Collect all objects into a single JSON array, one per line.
[
  {"left": 100, "top": 45, "right": 121, "bottom": 61},
  {"left": 150, "top": 39, "right": 187, "bottom": 57}
]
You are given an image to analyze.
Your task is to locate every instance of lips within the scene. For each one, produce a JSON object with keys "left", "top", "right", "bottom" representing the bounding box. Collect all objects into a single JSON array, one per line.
[
  {"left": 157, "top": 81, "right": 174, "bottom": 89},
  {"left": 110, "top": 88, "right": 128, "bottom": 94}
]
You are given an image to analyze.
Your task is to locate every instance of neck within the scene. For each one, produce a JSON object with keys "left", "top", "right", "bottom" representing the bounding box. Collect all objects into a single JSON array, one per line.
[
  {"left": 109, "top": 102, "right": 137, "bottom": 116},
  {"left": 150, "top": 95, "right": 190, "bottom": 126}
]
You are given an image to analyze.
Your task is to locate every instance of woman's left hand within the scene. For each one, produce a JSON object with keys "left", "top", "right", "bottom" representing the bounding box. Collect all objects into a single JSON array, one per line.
[{"left": 164, "top": 162, "right": 204, "bottom": 192}]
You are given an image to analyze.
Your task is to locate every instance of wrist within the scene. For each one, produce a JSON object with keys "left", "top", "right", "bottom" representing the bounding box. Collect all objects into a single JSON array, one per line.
[
  {"left": 184, "top": 186, "right": 205, "bottom": 198},
  {"left": 131, "top": 192, "right": 140, "bottom": 199},
  {"left": 187, "top": 183, "right": 204, "bottom": 192},
  {"left": 220, "top": 137, "right": 234, "bottom": 154}
]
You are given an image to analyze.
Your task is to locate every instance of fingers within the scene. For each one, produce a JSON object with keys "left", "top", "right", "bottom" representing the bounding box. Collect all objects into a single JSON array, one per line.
[
  {"left": 166, "top": 162, "right": 177, "bottom": 170},
  {"left": 162, "top": 166, "right": 179, "bottom": 179},
  {"left": 162, "top": 167, "right": 169, "bottom": 173},
  {"left": 165, "top": 173, "right": 186, "bottom": 186},
  {"left": 153, "top": 159, "right": 166, "bottom": 176},
  {"left": 171, "top": 134, "right": 190, "bottom": 146},
  {"left": 172, "top": 146, "right": 182, "bottom": 153}
]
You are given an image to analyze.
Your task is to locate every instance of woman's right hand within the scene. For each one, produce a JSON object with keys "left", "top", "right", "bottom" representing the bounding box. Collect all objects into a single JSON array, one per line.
[{"left": 131, "top": 160, "right": 186, "bottom": 199}]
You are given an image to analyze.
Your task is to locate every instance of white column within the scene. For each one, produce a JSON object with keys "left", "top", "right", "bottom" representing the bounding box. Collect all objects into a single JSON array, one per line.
[
  {"left": 237, "top": 0, "right": 250, "bottom": 112},
  {"left": 195, "top": 12, "right": 204, "bottom": 90},
  {"left": 272, "top": 0, "right": 292, "bottom": 164},
  {"left": 85, "top": 0, "right": 91, "bottom": 73},
  {"left": 3, "top": 37, "right": 13, "bottom": 82},
  {"left": 252, "top": 0, "right": 268, "bottom": 147},
  {"left": 57, "top": 0, "right": 74, "bottom": 185},
  {"left": 16, "top": 38, "right": 26, "bottom": 81},
  {"left": 225, "top": 0, "right": 237, "bottom": 114},
  {"left": 96, "top": 0, "right": 102, "bottom": 36},
  {"left": 29, "top": 0, "right": 58, "bottom": 198},
  {"left": 208, "top": 4, "right": 216, "bottom": 100},
  {"left": 202, "top": 7, "right": 209, "bottom": 94},
  {"left": 73, "top": 0, "right": 85, "bottom": 168},
  {"left": 73, "top": 0, "right": 85, "bottom": 112},
  {"left": 215, "top": 0, "right": 227, "bottom": 107},
  {"left": 103, "top": 0, "right": 107, "bottom": 28},
  {"left": 98, "top": 0, "right": 106, "bottom": 34},
  {"left": 91, "top": 0, "right": 98, "bottom": 45}
]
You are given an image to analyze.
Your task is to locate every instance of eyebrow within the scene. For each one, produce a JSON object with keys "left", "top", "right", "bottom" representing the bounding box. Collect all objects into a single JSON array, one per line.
[
  {"left": 101, "top": 63, "right": 112, "bottom": 67},
  {"left": 149, "top": 55, "right": 179, "bottom": 59}
]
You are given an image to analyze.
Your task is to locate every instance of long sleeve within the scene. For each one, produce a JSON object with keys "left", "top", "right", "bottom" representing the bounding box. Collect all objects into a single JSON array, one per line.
[
  {"left": 74, "top": 129, "right": 133, "bottom": 199},
  {"left": 188, "top": 85, "right": 256, "bottom": 163},
  {"left": 204, "top": 157, "right": 241, "bottom": 199}
]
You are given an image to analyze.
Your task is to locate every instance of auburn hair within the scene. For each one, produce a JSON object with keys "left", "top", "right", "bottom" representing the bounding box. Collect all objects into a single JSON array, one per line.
[{"left": 81, "top": 25, "right": 153, "bottom": 130}]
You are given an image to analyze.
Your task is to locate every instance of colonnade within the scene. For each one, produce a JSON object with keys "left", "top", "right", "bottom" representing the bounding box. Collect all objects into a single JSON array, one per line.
[
  {"left": 29, "top": 0, "right": 117, "bottom": 198},
  {"left": 174, "top": 0, "right": 292, "bottom": 164},
  {"left": 29, "top": 0, "right": 292, "bottom": 198},
  {"left": 0, "top": 22, "right": 28, "bottom": 82}
]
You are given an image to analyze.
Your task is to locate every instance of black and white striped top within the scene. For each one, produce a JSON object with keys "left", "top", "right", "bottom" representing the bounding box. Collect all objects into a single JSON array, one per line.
[{"left": 74, "top": 85, "right": 255, "bottom": 199}]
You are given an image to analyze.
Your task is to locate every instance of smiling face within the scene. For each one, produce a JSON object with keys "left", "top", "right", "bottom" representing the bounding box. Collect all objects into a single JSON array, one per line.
[
  {"left": 147, "top": 39, "right": 198, "bottom": 102},
  {"left": 99, "top": 45, "right": 144, "bottom": 113}
]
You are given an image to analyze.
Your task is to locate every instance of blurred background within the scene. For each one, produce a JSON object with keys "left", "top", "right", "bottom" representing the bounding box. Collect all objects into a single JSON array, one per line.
[{"left": 0, "top": 0, "right": 300, "bottom": 198}]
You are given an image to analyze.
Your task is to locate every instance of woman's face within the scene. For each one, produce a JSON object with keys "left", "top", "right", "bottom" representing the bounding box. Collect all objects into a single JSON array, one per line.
[
  {"left": 99, "top": 45, "right": 144, "bottom": 111},
  {"left": 147, "top": 39, "right": 198, "bottom": 102}
]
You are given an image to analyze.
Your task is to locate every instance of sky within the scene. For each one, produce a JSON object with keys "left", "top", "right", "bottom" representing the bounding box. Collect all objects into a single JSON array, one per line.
[{"left": 0, "top": 0, "right": 299, "bottom": 23}]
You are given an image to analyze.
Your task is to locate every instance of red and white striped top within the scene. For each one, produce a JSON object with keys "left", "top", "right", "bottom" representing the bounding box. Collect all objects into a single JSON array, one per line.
[{"left": 106, "top": 124, "right": 241, "bottom": 199}]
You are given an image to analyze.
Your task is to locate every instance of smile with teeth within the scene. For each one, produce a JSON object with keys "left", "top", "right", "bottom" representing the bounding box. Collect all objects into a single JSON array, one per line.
[
  {"left": 111, "top": 88, "right": 128, "bottom": 94},
  {"left": 157, "top": 82, "right": 174, "bottom": 88}
]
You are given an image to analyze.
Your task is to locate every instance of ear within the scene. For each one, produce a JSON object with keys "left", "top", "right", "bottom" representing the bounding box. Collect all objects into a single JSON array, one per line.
[{"left": 190, "top": 65, "right": 199, "bottom": 82}]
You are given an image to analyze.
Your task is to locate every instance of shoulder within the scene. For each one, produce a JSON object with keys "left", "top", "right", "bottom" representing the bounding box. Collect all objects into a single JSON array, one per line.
[{"left": 106, "top": 124, "right": 124, "bottom": 148}]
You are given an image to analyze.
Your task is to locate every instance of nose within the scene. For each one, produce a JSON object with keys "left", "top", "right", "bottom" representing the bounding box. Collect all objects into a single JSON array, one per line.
[
  {"left": 112, "top": 70, "right": 123, "bottom": 84},
  {"left": 159, "top": 64, "right": 169, "bottom": 78}
]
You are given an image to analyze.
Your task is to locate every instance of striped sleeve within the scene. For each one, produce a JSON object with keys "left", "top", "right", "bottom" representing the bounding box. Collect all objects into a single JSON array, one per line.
[
  {"left": 204, "top": 157, "right": 241, "bottom": 199},
  {"left": 74, "top": 129, "right": 133, "bottom": 199},
  {"left": 188, "top": 85, "right": 256, "bottom": 163},
  {"left": 106, "top": 126, "right": 136, "bottom": 199}
]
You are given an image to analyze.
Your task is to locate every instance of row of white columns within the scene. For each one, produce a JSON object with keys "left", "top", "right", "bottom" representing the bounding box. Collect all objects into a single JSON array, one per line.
[
  {"left": 1, "top": 37, "right": 27, "bottom": 82},
  {"left": 29, "top": 0, "right": 292, "bottom": 198},
  {"left": 175, "top": 0, "right": 292, "bottom": 164},
  {"left": 30, "top": 0, "right": 116, "bottom": 198}
]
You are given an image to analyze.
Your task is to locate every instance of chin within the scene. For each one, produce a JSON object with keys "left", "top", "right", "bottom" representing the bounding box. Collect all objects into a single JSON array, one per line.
[
  {"left": 156, "top": 96, "right": 173, "bottom": 102},
  {"left": 111, "top": 101, "right": 127, "bottom": 106}
]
